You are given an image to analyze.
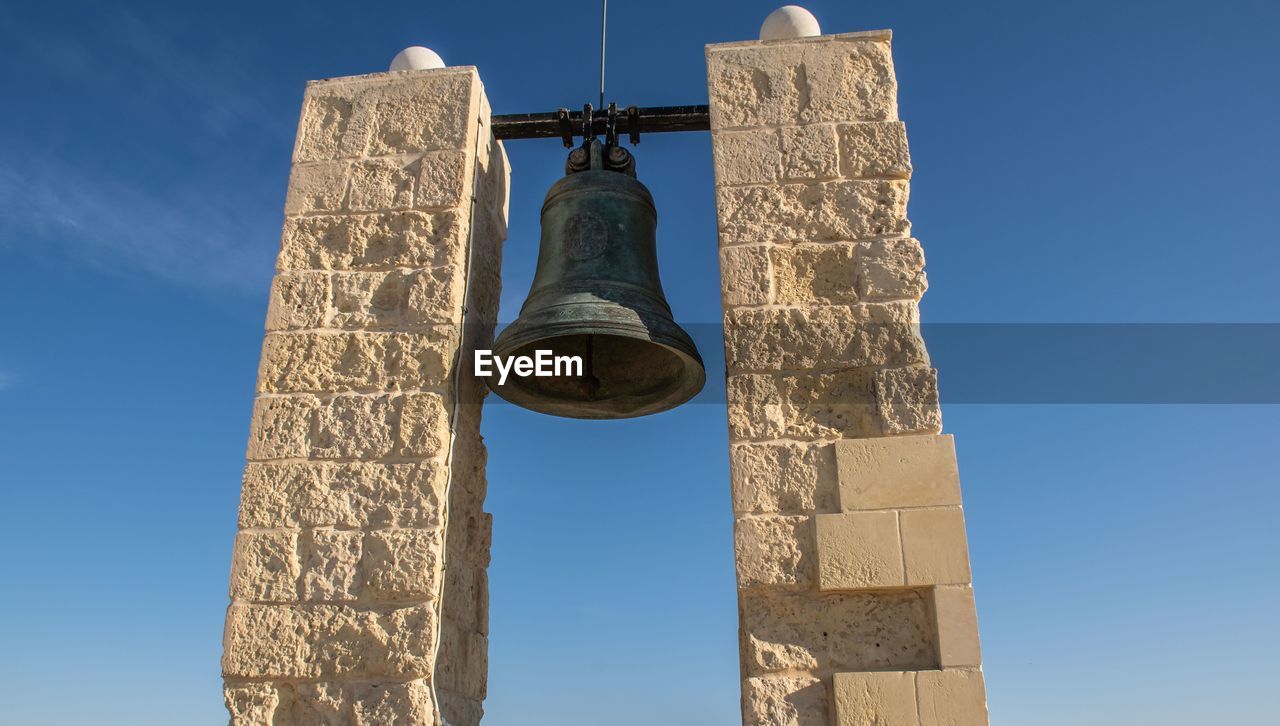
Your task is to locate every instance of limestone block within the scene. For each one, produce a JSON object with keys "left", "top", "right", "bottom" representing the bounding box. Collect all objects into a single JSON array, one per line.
[
  {"left": 355, "top": 72, "right": 476, "bottom": 157},
  {"left": 712, "top": 129, "right": 781, "bottom": 186},
  {"left": 222, "top": 602, "right": 436, "bottom": 679},
  {"left": 330, "top": 267, "right": 464, "bottom": 328},
  {"left": 299, "top": 528, "right": 362, "bottom": 601},
  {"left": 782, "top": 124, "right": 840, "bottom": 181},
  {"left": 415, "top": 150, "right": 469, "bottom": 208},
  {"left": 240, "top": 462, "right": 447, "bottom": 530},
  {"left": 230, "top": 530, "right": 300, "bottom": 602},
  {"left": 933, "top": 586, "right": 982, "bottom": 668},
  {"left": 833, "top": 671, "right": 917, "bottom": 726},
  {"left": 362, "top": 528, "right": 442, "bottom": 600},
  {"left": 779, "top": 369, "right": 881, "bottom": 440},
  {"left": 398, "top": 392, "right": 450, "bottom": 458},
  {"left": 441, "top": 564, "right": 487, "bottom": 633},
  {"left": 735, "top": 515, "right": 814, "bottom": 588},
  {"left": 815, "top": 511, "right": 904, "bottom": 589},
  {"left": 266, "top": 271, "right": 329, "bottom": 331},
  {"left": 729, "top": 442, "right": 837, "bottom": 514},
  {"left": 742, "top": 675, "right": 828, "bottom": 726},
  {"left": 438, "top": 691, "right": 484, "bottom": 726},
  {"left": 437, "top": 624, "right": 489, "bottom": 700},
  {"left": 275, "top": 680, "right": 434, "bottom": 725},
  {"left": 721, "top": 245, "right": 772, "bottom": 307},
  {"left": 858, "top": 238, "right": 926, "bottom": 301},
  {"left": 246, "top": 395, "right": 317, "bottom": 461},
  {"left": 314, "top": 394, "right": 397, "bottom": 459},
  {"left": 772, "top": 243, "right": 859, "bottom": 306},
  {"left": 740, "top": 590, "right": 935, "bottom": 675},
  {"left": 875, "top": 366, "right": 942, "bottom": 435},
  {"left": 917, "top": 670, "right": 988, "bottom": 726},
  {"left": 901, "top": 507, "right": 972, "bottom": 586},
  {"left": 285, "top": 162, "right": 349, "bottom": 215},
  {"left": 836, "top": 435, "right": 961, "bottom": 511},
  {"left": 294, "top": 84, "right": 360, "bottom": 162},
  {"left": 225, "top": 683, "right": 279, "bottom": 725},
  {"left": 279, "top": 211, "right": 463, "bottom": 271},
  {"left": 727, "top": 373, "right": 786, "bottom": 440},
  {"left": 258, "top": 331, "right": 456, "bottom": 394},
  {"left": 707, "top": 34, "right": 898, "bottom": 129},
  {"left": 715, "top": 180, "right": 909, "bottom": 246},
  {"left": 839, "top": 122, "right": 912, "bottom": 179},
  {"left": 724, "top": 303, "right": 925, "bottom": 372},
  {"left": 347, "top": 158, "right": 417, "bottom": 211}
]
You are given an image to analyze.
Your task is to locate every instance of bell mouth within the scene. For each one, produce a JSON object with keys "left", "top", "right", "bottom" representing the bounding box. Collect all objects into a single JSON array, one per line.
[{"left": 485, "top": 331, "right": 705, "bottom": 419}]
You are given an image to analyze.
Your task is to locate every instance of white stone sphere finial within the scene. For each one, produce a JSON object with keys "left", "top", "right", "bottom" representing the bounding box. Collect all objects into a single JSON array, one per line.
[
  {"left": 760, "top": 6, "right": 821, "bottom": 41},
  {"left": 390, "top": 46, "right": 446, "bottom": 72}
]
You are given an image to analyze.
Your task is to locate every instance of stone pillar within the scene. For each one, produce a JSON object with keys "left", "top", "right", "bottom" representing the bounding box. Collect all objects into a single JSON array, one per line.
[
  {"left": 221, "top": 66, "right": 507, "bottom": 725},
  {"left": 708, "top": 31, "right": 989, "bottom": 725}
]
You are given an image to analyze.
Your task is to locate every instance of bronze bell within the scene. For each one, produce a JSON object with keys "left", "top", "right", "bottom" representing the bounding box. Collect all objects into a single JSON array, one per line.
[{"left": 486, "top": 139, "right": 705, "bottom": 419}]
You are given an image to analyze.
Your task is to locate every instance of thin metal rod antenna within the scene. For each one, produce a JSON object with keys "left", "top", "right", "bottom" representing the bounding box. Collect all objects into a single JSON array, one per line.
[{"left": 598, "top": 0, "right": 607, "bottom": 109}]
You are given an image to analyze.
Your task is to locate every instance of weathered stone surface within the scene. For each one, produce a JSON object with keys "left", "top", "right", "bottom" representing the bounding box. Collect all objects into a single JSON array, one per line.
[
  {"left": 437, "top": 624, "right": 488, "bottom": 700},
  {"left": 875, "top": 366, "right": 941, "bottom": 435},
  {"left": 247, "top": 395, "right": 318, "bottom": 460},
  {"left": 240, "top": 462, "right": 447, "bottom": 529},
  {"left": 230, "top": 530, "right": 299, "bottom": 602},
  {"left": 330, "top": 267, "right": 464, "bottom": 328},
  {"left": 266, "top": 271, "right": 330, "bottom": 331},
  {"left": 740, "top": 589, "right": 935, "bottom": 675},
  {"left": 933, "top": 586, "right": 982, "bottom": 668},
  {"left": 742, "top": 675, "right": 828, "bottom": 726},
  {"left": 299, "top": 529, "right": 362, "bottom": 601},
  {"left": 836, "top": 434, "right": 960, "bottom": 511},
  {"left": 772, "top": 243, "right": 859, "bottom": 305},
  {"left": 815, "top": 511, "right": 904, "bottom": 589},
  {"left": 279, "top": 211, "right": 463, "bottom": 271},
  {"left": 901, "top": 507, "right": 971, "bottom": 586},
  {"left": 347, "top": 158, "right": 416, "bottom": 211},
  {"left": 222, "top": 603, "right": 436, "bottom": 679},
  {"left": 725, "top": 302, "right": 925, "bottom": 372},
  {"left": 398, "top": 392, "right": 450, "bottom": 458},
  {"left": 274, "top": 680, "right": 434, "bottom": 725},
  {"left": 721, "top": 245, "right": 772, "bottom": 307},
  {"left": 258, "top": 331, "right": 455, "bottom": 394},
  {"left": 735, "top": 515, "right": 814, "bottom": 589},
  {"left": 917, "top": 670, "right": 988, "bottom": 726},
  {"left": 285, "top": 162, "right": 349, "bottom": 215},
  {"left": 294, "top": 84, "right": 359, "bottom": 162},
  {"left": 782, "top": 124, "right": 840, "bottom": 181},
  {"left": 727, "top": 374, "right": 786, "bottom": 440},
  {"left": 833, "top": 671, "right": 917, "bottom": 726},
  {"left": 779, "top": 369, "right": 881, "bottom": 439},
  {"left": 225, "top": 683, "right": 279, "bottom": 725},
  {"left": 707, "top": 35, "right": 898, "bottom": 129},
  {"left": 713, "top": 129, "right": 781, "bottom": 186},
  {"left": 314, "top": 395, "right": 397, "bottom": 459},
  {"left": 356, "top": 72, "right": 476, "bottom": 157},
  {"left": 839, "top": 121, "right": 911, "bottom": 179},
  {"left": 730, "top": 442, "right": 837, "bottom": 514},
  {"left": 438, "top": 691, "right": 484, "bottom": 726},
  {"left": 716, "top": 180, "right": 909, "bottom": 246},
  {"left": 415, "top": 150, "right": 469, "bottom": 208},
  {"left": 441, "top": 564, "right": 488, "bottom": 634},
  {"left": 362, "top": 528, "right": 442, "bottom": 600},
  {"left": 860, "top": 237, "right": 926, "bottom": 301}
]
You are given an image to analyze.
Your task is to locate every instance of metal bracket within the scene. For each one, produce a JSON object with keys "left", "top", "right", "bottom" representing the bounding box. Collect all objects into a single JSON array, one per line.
[{"left": 492, "top": 104, "right": 710, "bottom": 143}]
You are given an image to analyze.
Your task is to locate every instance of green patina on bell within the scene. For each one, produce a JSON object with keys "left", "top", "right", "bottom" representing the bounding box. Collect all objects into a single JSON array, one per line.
[{"left": 487, "top": 139, "right": 705, "bottom": 419}]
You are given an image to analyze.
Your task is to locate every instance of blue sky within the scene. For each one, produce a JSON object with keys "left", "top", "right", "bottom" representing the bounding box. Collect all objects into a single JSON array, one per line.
[{"left": 1, "top": 1, "right": 1278, "bottom": 724}]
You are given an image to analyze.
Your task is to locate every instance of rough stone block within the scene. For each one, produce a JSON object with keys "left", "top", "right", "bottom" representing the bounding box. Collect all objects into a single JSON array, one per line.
[
  {"left": 707, "top": 35, "right": 898, "bottom": 129},
  {"left": 246, "top": 395, "right": 318, "bottom": 461},
  {"left": 742, "top": 675, "right": 828, "bottom": 726},
  {"left": 299, "top": 528, "right": 362, "bottom": 601},
  {"left": 833, "top": 671, "right": 917, "bottom": 726},
  {"left": 415, "top": 150, "right": 469, "bottom": 208},
  {"left": 901, "top": 507, "right": 972, "bottom": 586},
  {"left": 875, "top": 367, "right": 941, "bottom": 435},
  {"left": 771, "top": 243, "right": 859, "bottom": 305},
  {"left": 437, "top": 624, "right": 489, "bottom": 700},
  {"left": 230, "top": 530, "right": 300, "bottom": 602},
  {"left": 933, "top": 586, "right": 982, "bottom": 668},
  {"left": 735, "top": 515, "right": 814, "bottom": 589},
  {"left": 917, "top": 670, "right": 988, "bottom": 726},
  {"left": 716, "top": 180, "right": 910, "bottom": 246},
  {"left": 222, "top": 603, "right": 436, "bottom": 679},
  {"left": 836, "top": 434, "right": 961, "bottom": 511},
  {"left": 355, "top": 71, "right": 476, "bottom": 157},
  {"left": 257, "top": 331, "right": 455, "bottom": 394},
  {"left": 240, "top": 462, "right": 447, "bottom": 530},
  {"left": 442, "top": 564, "right": 487, "bottom": 633},
  {"left": 362, "top": 528, "right": 442, "bottom": 600},
  {"left": 285, "top": 162, "right": 349, "bottom": 215},
  {"left": 779, "top": 369, "right": 881, "bottom": 440},
  {"left": 275, "top": 680, "right": 434, "bottom": 725},
  {"left": 266, "top": 272, "right": 329, "bottom": 331},
  {"left": 398, "top": 392, "right": 450, "bottom": 458},
  {"left": 294, "top": 83, "right": 361, "bottom": 162},
  {"left": 727, "top": 373, "right": 786, "bottom": 440},
  {"left": 740, "top": 589, "right": 935, "bottom": 675},
  {"left": 329, "top": 267, "right": 464, "bottom": 328},
  {"left": 712, "top": 129, "right": 781, "bottom": 186},
  {"left": 839, "top": 121, "right": 912, "bottom": 179},
  {"left": 225, "top": 682, "right": 279, "bottom": 725},
  {"left": 721, "top": 245, "right": 772, "bottom": 307},
  {"left": 815, "top": 511, "right": 904, "bottom": 589},
  {"left": 729, "top": 442, "right": 837, "bottom": 514},
  {"left": 314, "top": 394, "right": 397, "bottom": 459},
  {"left": 279, "top": 211, "right": 463, "bottom": 271},
  {"left": 724, "top": 303, "right": 926, "bottom": 372},
  {"left": 347, "top": 158, "right": 417, "bottom": 211},
  {"left": 859, "top": 237, "right": 926, "bottom": 301},
  {"left": 782, "top": 124, "right": 840, "bottom": 181},
  {"left": 438, "top": 691, "right": 484, "bottom": 726}
]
